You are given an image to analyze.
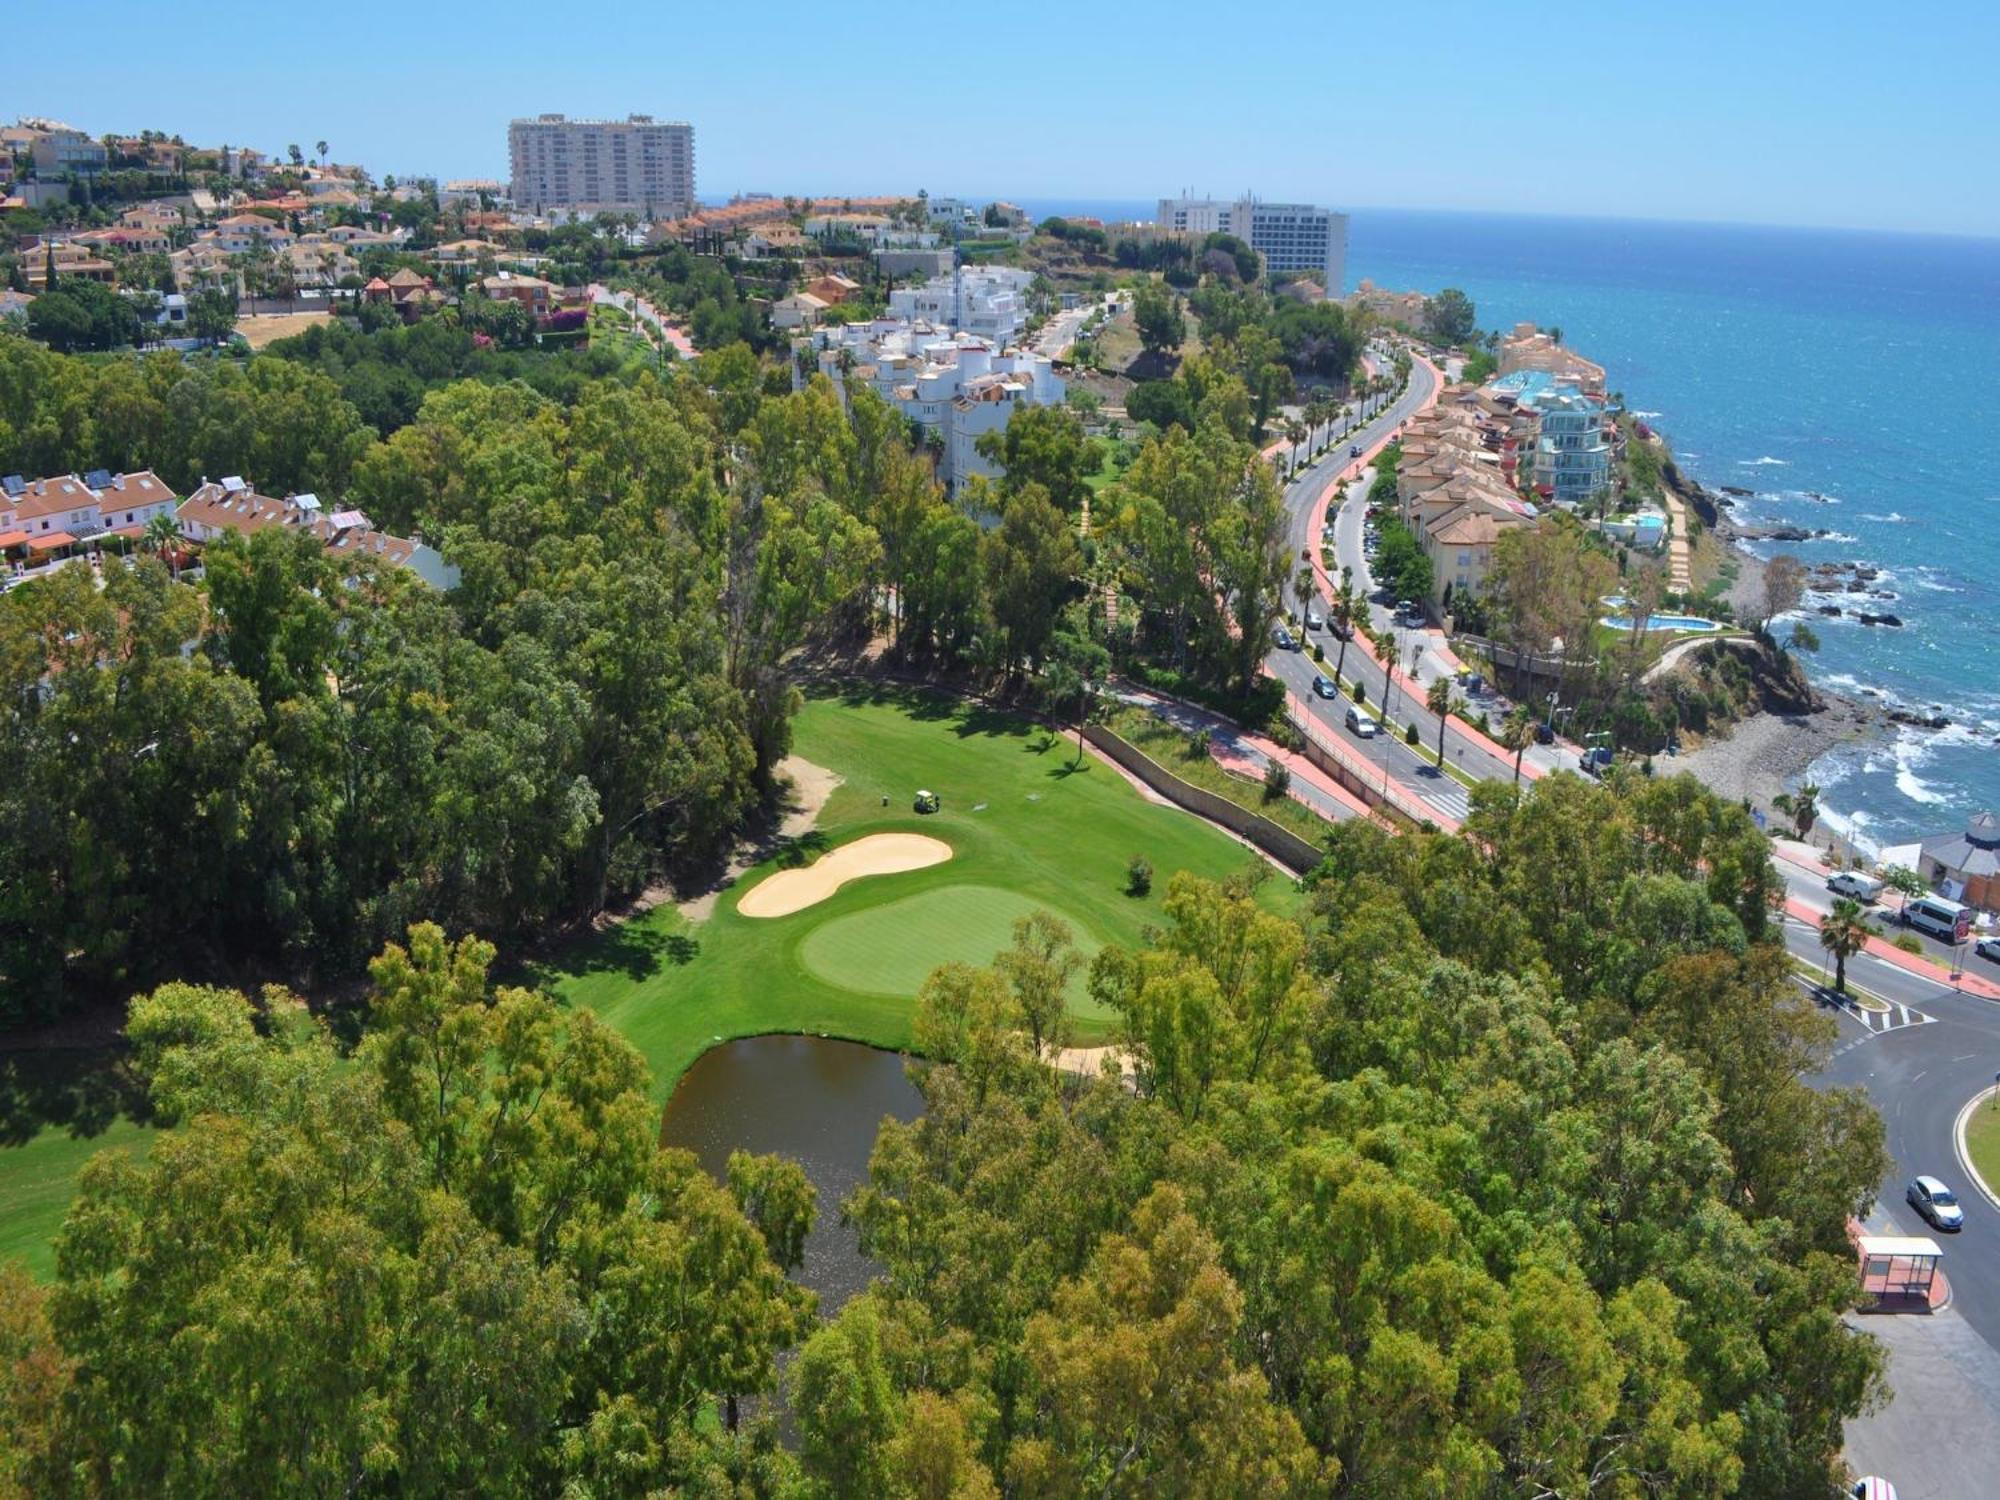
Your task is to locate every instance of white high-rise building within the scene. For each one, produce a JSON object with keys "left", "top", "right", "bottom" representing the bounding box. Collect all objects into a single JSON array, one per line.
[
  {"left": 1156, "top": 193, "right": 1348, "bottom": 294},
  {"left": 508, "top": 114, "right": 695, "bottom": 218}
]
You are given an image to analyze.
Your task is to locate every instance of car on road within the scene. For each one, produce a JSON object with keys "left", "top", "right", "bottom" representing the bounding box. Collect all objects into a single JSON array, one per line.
[
  {"left": 1345, "top": 704, "right": 1379, "bottom": 738},
  {"left": 1906, "top": 1175, "right": 1964, "bottom": 1232},
  {"left": 1311, "top": 674, "right": 1338, "bottom": 700},
  {"left": 1349, "top": 444, "right": 1362, "bottom": 458},
  {"left": 1978, "top": 934, "right": 2000, "bottom": 963},
  {"left": 1826, "top": 871, "right": 1885, "bottom": 902},
  {"left": 1272, "top": 625, "right": 1299, "bottom": 651},
  {"left": 1304, "top": 607, "right": 1324, "bottom": 631},
  {"left": 1851, "top": 1479, "right": 1898, "bottom": 1500}
]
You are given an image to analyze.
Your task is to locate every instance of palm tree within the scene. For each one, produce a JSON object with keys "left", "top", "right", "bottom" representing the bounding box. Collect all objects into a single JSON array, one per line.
[
  {"left": 1293, "top": 564, "right": 1316, "bottom": 631},
  {"left": 142, "top": 512, "right": 183, "bottom": 579},
  {"left": 1818, "top": 897, "right": 1877, "bottom": 995},
  {"left": 1329, "top": 579, "right": 1360, "bottom": 684},
  {"left": 1501, "top": 704, "right": 1537, "bottom": 784},
  {"left": 316, "top": 139, "right": 329, "bottom": 168},
  {"left": 1286, "top": 419, "right": 1307, "bottom": 471},
  {"left": 1773, "top": 782, "right": 1820, "bottom": 841},
  {"left": 1426, "top": 676, "right": 1459, "bottom": 769}
]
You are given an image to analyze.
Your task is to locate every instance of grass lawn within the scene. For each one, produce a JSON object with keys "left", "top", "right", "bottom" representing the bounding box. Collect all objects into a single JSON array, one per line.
[
  {"left": 0, "top": 1119, "right": 151, "bottom": 1278},
  {"left": 539, "top": 683, "right": 1295, "bottom": 1100},
  {"left": 0, "top": 684, "right": 1293, "bottom": 1274},
  {"left": 1965, "top": 1095, "right": 2000, "bottom": 1200}
]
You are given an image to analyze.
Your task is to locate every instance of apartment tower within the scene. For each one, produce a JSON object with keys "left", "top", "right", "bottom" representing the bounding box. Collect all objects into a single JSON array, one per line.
[{"left": 508, "top": 113, "right": 695, "bottom": 218}]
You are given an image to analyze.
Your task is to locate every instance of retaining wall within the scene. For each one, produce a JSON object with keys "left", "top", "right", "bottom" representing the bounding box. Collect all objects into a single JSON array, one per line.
[{"left": 1082, "top": 726, "right": 1325, "bottom": 874}]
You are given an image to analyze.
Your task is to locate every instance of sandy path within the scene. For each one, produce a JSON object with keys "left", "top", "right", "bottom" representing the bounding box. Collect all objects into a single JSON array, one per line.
[
  {"left": 737, "top": 832, "right": 952, "bottom": 918},
  {"left": 676, "top": 756, "right": 842, "bottom": 921}
]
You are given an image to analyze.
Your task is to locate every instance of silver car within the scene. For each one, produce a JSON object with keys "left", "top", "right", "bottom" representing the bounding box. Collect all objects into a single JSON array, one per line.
[{"left": 1907, "top": 1175, "right": 1964, "bottom": 1232}]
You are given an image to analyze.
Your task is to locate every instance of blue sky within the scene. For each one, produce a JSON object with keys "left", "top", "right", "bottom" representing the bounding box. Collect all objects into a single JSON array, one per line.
[{"left": 15, "top": 0, "right": 2000, "bottom": 236}]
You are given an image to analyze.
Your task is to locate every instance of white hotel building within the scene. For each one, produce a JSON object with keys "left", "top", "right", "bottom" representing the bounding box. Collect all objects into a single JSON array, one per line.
[{"left": 1156, "top": 193, "right": 1349, "bottom": 294}]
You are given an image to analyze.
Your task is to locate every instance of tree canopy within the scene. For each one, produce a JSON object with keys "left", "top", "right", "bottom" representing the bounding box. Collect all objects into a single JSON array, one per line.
[{"left": 793, "top": 771, "right": 1884, "bottom": 1497}]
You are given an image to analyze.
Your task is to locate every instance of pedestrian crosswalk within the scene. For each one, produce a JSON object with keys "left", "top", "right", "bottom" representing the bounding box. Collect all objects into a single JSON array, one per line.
[
  {"left": 1843, "top": 998, "right": 1934, "bottom": 1035},
  {"left": 1418, "top": 780, "right": 1471, "bottom": 823}
]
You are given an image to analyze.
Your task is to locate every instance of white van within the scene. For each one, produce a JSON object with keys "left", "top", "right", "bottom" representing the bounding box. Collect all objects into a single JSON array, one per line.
[
  {"left": 1827, "top": 871, "right": 1885, "bottom": 902},
  {"left": 1905, "top": 894, "right": 1970, "bottom": 942}
]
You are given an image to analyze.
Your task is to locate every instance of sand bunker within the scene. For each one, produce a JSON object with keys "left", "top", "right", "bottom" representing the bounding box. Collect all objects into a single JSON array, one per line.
[{"left": 736, "top": 833, "right": 952, "bottom": 918}]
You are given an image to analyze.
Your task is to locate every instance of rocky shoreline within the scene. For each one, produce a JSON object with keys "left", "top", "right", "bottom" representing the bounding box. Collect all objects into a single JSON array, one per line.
[{"left": 1668, "top": 471, "right": 1893, "bottom": 830}]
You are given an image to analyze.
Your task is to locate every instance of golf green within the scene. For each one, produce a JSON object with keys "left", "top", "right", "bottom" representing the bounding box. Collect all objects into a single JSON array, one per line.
[
  {"left": 798, "top": 884, "right": 1102, "bottom": 996},
  {"left": 1, "top": 684, "right": 1304, "bottom": 1278}
]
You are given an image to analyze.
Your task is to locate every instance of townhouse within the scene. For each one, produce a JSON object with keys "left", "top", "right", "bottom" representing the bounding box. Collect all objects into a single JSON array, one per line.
[
  {"left": 798, "top": 320, "right": 1064, "bottom": 490},
  {"left": 177, "top": 478, "right": 459, "bottom": 589},
  {"left": 0, "top": 470, "right": 180, "bottom": 559}
]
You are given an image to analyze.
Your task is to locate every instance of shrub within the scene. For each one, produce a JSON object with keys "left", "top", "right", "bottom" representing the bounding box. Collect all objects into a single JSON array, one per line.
[
  {"left": 1126, "top": 854, "right": 1153, "bottom": 896},
  {"left": 1311, "top": 643, "right": 1325, "bottom": 662},
  {"left": 1405, "top": 722, "right": 1421, "bottom": 745},
  {"left": 1262, "top": 759, "right": 1292, "bottom": 802},
  {"left": 1351, "top": 680, "right": 1366, "bottom": 705},
  {"left": 1892, "top": 933, "right": 1924, "bottom": 956},
  {"left": 1184, "top": 727, "right": 1212, "bottom": 760}
]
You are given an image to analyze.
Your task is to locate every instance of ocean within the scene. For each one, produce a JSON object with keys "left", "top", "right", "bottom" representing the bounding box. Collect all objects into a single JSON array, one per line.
[{"left": 1018, "top": 201, "right": 2000, "bottom": 853}]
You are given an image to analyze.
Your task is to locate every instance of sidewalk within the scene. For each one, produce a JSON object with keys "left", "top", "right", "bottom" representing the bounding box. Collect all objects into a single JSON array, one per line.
[
  {"left": 1843, "top": 1306, "right": 2000, "bottom": 1498},
  {"left": 1111, "top": 683, "right": 1375, "bottom": 828}
]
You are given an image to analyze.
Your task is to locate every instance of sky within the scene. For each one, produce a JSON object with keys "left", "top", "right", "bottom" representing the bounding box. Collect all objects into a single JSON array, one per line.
[{"left": 14, "top": 0, "right": 2000, "bottom": 237}]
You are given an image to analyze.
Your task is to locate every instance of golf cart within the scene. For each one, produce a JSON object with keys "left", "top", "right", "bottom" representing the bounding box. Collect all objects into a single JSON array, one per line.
[{"left": 913, "top": 789, "right": 940, "bottom": 814}]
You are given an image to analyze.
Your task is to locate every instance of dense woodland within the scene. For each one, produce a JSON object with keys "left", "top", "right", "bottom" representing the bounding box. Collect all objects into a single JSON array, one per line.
[
  {"left": 0, "top": 773, "right": 1887, "bottom": 1496},
  {"left": 0, "top": 318, "right": 1305, "bottom": 1020}
]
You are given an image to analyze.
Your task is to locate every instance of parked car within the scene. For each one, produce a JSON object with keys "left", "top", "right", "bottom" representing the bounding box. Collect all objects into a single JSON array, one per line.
[
  {"left": 1311, "top": 674, "right": 1338, "bottom": 700},
  {"left": 1851, "top": 1479, "right": 1899, "bottom": 1500},
  {"left": 1827, "top": 871, "right": 1886, "bottom": 902},
  {"left": 1272, "top": 625, "right": 1299, "bottom": 651},
  {"left": 1977, "top": 934, "right": 2000, "bottom": 964},
  {"left": 1580, "top": 746, "right": 1614, "bottom": 774},
  {"left": 1906, "top": 1175, "right": 1964, "bottom": 1232},
  {"left": 1345, "top": 704, "right": 1379, "bottom": 738}
]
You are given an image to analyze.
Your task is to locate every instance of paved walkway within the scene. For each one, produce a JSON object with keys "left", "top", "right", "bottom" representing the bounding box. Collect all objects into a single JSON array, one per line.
[
  {"left": 1110, "top": 683, "right": 1375, "bottom": 827},
  {"left": 1843, "top": 1306, "right": 2000, "bottom": 1498},
  {"left": 1654, "top": 439, "right": 1695, "bottom": 591}
]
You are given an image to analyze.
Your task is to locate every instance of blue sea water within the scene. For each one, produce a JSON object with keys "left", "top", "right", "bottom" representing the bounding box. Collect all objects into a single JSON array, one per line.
[{"left": 1020, "top": 201, "right": 2000, "bottom": 851}]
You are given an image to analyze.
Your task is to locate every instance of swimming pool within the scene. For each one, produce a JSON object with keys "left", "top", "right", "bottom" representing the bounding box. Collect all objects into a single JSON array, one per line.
[{"left": 1600, "top": 612, "right": 1721, "bottom": 633}]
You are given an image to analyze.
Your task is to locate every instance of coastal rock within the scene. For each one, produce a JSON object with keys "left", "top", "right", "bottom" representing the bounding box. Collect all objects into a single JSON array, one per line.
[
  {"left": 1720, "top": 484, "right": 1755, "bottom": 497},
  {"left": 1856, "top": 612, "right": 1903, "bottom": 627},
  {"left": 1816, "top": 605, "right": 1843, "bottom": 616},
  {"left": 1888, "top": 708, "right": 1950, "bottom": 729}
]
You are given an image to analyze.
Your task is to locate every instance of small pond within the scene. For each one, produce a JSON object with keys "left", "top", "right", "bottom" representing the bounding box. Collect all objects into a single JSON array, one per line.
[{"left": 660, "top": 1035, "right": 923, "bottom": 1312}]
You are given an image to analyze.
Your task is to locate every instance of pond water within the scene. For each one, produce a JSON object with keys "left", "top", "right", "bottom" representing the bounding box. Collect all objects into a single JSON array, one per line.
[{"left": 659, "top": 1035, "right": 923, "bottom": 1312}]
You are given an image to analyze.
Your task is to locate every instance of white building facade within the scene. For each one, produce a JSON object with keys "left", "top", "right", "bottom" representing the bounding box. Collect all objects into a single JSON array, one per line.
[
  {"left": 1156, "top": 193, "right": 1349, "bottom": 294},
  {"left": 507, "top": 114, "right": 695, "bottom": 218},
  {"left": 800, "top": 321, "right": 1064, "bottom": 491},
  {"left": 887, "top": 266, "right": 1035, "bottom": 347}
]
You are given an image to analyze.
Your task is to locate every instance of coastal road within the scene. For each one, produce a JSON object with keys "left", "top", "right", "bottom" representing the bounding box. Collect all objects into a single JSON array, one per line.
[
  {"left": 1261, "top": 352, "right": 1588, "bottom": 823},
  {"left": 1776, "top": 850, "right": 2000, "bottom": 979},
  {"left": 1258, "top": 355, "right": 1487, "bottom": 825}
]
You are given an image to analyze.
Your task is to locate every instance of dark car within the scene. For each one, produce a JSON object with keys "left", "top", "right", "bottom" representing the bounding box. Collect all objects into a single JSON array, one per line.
[
  {"left": 1272, "top": 625, "right": 1299, "bottom": 651},
  {"left": 1349, "top": 444, "right": 1362, "bottom": 458},
  {"left": 1311, "top": 674, "right": 1338, "bottom": 700}
]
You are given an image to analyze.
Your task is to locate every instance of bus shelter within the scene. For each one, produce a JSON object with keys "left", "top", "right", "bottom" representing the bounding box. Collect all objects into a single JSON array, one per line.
[{"left": 1857, "top": 1234, "right": 1942, "bottom": 1305}]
